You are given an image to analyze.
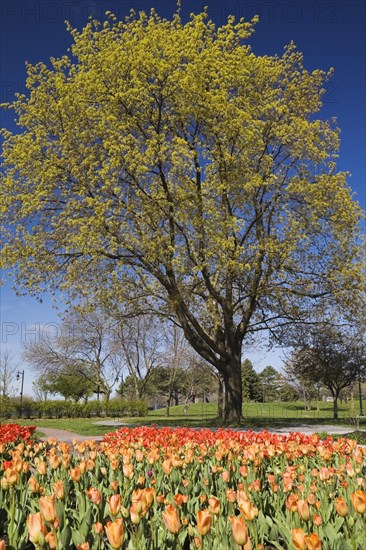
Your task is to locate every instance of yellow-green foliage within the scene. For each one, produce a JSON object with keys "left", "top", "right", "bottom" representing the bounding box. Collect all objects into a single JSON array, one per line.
[{"left": 1, "top": 9, "right": 365, "bottom": 348}]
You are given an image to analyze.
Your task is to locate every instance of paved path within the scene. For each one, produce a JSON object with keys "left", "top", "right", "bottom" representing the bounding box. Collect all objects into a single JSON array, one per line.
[
  {"left": 38, "top": 427, "right": 104, "bottom": 444},
  {"left": 38, "top": 423, "right": 356, "bottom": 445}
]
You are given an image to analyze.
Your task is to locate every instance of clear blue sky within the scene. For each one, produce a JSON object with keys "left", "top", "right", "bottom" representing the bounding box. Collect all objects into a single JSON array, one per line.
[{"left": 1, "top": 0, "right": 365, "bottom": 395}]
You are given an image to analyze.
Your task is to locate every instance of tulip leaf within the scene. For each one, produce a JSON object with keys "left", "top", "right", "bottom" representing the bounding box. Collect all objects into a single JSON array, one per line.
[
  {"left": 325, "top": 522, "right": 338, "bottom": 545},
  {"left": 59, "top": 522, "right": 72, "bottom": 548},
  {"left": 71, "top": 529, "right": 85, "bottom": 546},
  {"left": 334, "top": 515, "right": 344, "bottom": 533},
  {"left": 78, "top": 507, "right": 93, "bottom": 539}
]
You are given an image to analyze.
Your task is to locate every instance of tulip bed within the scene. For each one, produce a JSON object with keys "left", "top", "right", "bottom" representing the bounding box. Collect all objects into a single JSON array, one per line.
[{"left": 0, "top": 425, "right": 366, "bottom": 549}]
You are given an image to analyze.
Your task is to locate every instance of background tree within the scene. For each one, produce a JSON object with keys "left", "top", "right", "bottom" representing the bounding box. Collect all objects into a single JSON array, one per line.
[
  {"left": 113, "top": 315, "right": 163, "bottom": 400},
  {"left": 33, "top": 371, "right": 94, "bottom": 402},
  {"left": 277, "top": 382, "right": 299, "bottom": 403},
  {"left": 283, "top": 360, "right": 325, "bottom": 410},
  {"left": 0, "top": 350, "right": 17, "bottom": 399},
  {"left": 0, "top": 351, "right": 18, "bottom": 419},
  {"left": 258, "top": 366, "right": 283, "bottom": 403},
  {"left": 285, "top": 326, "right": 365, "bottom": 419},
  {"left": 154, "top": 324, "right": 192, "bottom": 416},
  {"left": 23, "top": 306, "right": 122, "bottom": 402},
  {"left": 241, "top": 359, "right": 262, "bottom": 402},
  {"left": 2, "top": 10, "right": 365, "bottom": 421},
  {"left": 179, "top": 359, "right": 217, "bottom": 407},
  {"left": 32, "top": 378, "right": 50, "bottom": 402}
]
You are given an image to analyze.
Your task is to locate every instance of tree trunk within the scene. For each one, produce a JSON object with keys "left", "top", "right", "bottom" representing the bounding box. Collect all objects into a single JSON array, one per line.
[
  {"left": 217, "top": 375, "right": 224, "bottom": 419},
  {"left": 166, "top": 396, "right": 171, "bottom": 417},
  {"left": 223, "top": 358, "right": 243, "bottom": 423},
  {"left": 333, "top": 395, "right": 339, "bottom": 420}
]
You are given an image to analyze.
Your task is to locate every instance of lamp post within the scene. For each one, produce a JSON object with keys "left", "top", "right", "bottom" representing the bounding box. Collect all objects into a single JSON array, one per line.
[
  {"left": 16, "top": 370, "right": 25, "bottom": 418},
  {"left": 358, "top": 376, "right": 364, "bottom": 416}
]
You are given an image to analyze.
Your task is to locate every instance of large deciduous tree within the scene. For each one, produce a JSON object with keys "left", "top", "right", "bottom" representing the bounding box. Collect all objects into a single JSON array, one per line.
[{"left": 1, "top": 10, "right": 365, "bottom": 421}]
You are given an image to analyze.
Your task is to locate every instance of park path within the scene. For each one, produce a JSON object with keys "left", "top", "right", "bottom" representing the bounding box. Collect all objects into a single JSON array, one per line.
[{"left": 38, "top": 427, "right": 104, "bottom": 444}]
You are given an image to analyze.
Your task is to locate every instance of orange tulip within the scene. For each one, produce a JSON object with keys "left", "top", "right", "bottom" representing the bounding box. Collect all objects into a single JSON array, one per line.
[
  {"left": 174, "top": 493, "right": 184, "bottom": 506},
  {"left": 37, "top": 461, "right": 47, "bottom": 476},
  {"left": 291, "top": 528, "right": 307, "bottom": 550},
  {"left": 28, "top": 476, "right": 40, "bottom": 493},
  {"left": 69, "top": 467, "right": 81, "bottom": 482},
  {"left": 105, "top": 518, "right": 124, "bottom": 549},
  {"left": 27, "top": 513, "right": 45, "bottom": 545},
  {"left": 313, "top": 514, "right": 322, "bottom": 526},
  {"left": 162, "top": 504, "right": 181, "bottom": 534},
  {"left": 94, "top": 522, "right": 103, "bottom": 535},
  {"left": 318, "top": 468, "right": 330, "bottom": 481},
  {"left": 236, "top": 490, "right": 249, "bottom": 506},
  {"left": 229, "top": 515, "right": 248, "bottom": 546},
  {"left": 240, "top": 499, "right": 259, "bottom": 521},
  {"left": 132, "top": 489, "right": 147, "bottom": 514},
  {"left": 109, "top": 494, "right": 121, "bottom": 516},
  {"left": 335, "top": 497, "right": 348, "bottom": 517},
  {"left": 129, "top": 505, "right": 141, "bottom": 524},
  {"left": 53, "top": 480, "right": 65, "bottom": 500},
  {"left": 39, "top": 495, "right": 57, "bottom": 523},
  {"left": 48, "top": 455, "right": 61, "bottom": 469},
  {"left": 162, "top": 459, "right": 173, "bottom": 475},
  {"left": 356, "top": 477, "right": 365, "bottom": 488},
  {"left": 286, "top": 494, "right": 299, "bottom": 512},
  {"left": 135, "top": 449, "right": 144, "bottom": 462},
  {"left": 197, "top": 509, "right": 212, "bottom": 536},
  {"left": 297, "top": 499, "right": 310, "bottom": 521},
  {"left": 351, "top": 490, "right": 366, "bottom": 514},
  {"left": 0, "top": 540, "right": 6, "bottom": 550},
  {"left": 208, "top": 497, "right": 220, "bottom": 515},
  {"left": 77, "top": 544, "right": 90, "bottom": 550},
  {"left": 222, "top": 470, "right": 230, "bottom": 482},
  {"left": 1, "top": 478, "right": 9, "bottom": 491},
  {"left": 305, "top": 533, "right": 322, "bottom": 550},
  {"left": 123, "top": 463, "right": 134, "bottom": 479},
  {"left": 147, "top": 449, "right": 160, "bottom": 464},
  {"left": 137, "top": 475, "right": 145, "bottom": 485},
  {"left": 143, "top": 488, "right": 155, "bottom": 508},
  {"left": 5, "top": 468, "right": 18, "bottom": 485},
  {"left": 45, "top": 532, "right": 57, "bottom": 549},
  {"left": 226, "top": 489, "right": 237, "bottom": 503},
  {"left": 86, "top": 487, "right": 102, "bottom": 506}
]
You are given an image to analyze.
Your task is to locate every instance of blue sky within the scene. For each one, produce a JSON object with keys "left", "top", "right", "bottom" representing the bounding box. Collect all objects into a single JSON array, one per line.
[{"left": 1, "top": 0, "right": 365, "bottom": 396}]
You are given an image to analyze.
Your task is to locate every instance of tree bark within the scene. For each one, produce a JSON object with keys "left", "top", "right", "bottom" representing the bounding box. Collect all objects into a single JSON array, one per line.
[
  {"left": 223, "top": 357, "right": 243, "bottom": 423},
  {"left": 217, "top": 375, "right": 224, "bottom": 420},
  {"left": 166, "top": 396, "right": 171, "bottom": 417}
]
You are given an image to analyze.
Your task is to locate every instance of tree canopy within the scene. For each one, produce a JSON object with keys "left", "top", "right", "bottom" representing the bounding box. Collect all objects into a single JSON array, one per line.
[{"left": 1, "top": 9, "right": 365, "bottom": 421}]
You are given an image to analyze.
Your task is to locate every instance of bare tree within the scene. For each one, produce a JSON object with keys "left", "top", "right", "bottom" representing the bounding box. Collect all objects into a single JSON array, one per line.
[
  {"left": 32, "top": 378, "right": 50, "bottom": 402},
  {"left": 23, "top": 306, "right": 122, "bottom": 402},
  {"left": 0, "top": 350, "right": 17, "bottom": 399},
  {"left": 113, "top": 315, "right": 164, "bottom": 400}
]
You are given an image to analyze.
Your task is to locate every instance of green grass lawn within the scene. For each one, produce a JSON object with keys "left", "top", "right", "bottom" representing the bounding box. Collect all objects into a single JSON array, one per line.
[{"left": 4, "top": 399, "right": 365, "bottom": 435}]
